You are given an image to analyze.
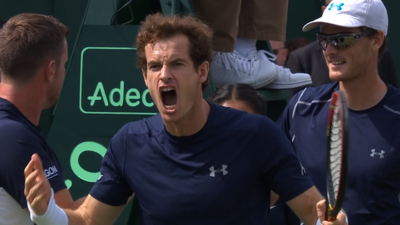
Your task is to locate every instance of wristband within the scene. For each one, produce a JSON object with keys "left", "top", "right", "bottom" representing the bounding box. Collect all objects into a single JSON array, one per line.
[
  {"left": 27, "top": 189, "right": 68, "bottom": 225},
  {"left": 340, "top": 210, "right": 349, "bottom": 224}
]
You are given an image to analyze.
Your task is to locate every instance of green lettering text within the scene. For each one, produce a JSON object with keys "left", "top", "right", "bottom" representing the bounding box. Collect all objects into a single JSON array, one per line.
[
  {"left": 110, "top": 81, "right": 124, "bottom": 107},
  {"left": 87, "top": 82, "right": 109, "bottom": 106},
  {"left": 142, "top": 89, "right": 154, "bottom": 107},
  {"left": 126, "top": 88, "right": 140, "bottom": 107},
  {"left": 70, "top": 141, "right": 107, "bottom": 183}
]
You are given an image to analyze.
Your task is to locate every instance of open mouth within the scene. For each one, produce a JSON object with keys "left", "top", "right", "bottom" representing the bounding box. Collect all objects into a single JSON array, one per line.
[{"left": 161, "top": 87, "right": 177, "bottom": 109}]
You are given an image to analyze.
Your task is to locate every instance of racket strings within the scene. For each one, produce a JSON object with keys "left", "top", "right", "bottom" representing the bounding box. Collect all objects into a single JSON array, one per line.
[
  {"left": 329, "top": 103, "right": 342, "bottom": 199},
  {"left": 326, "top": 91, "right": 349, "bottom": 221}
]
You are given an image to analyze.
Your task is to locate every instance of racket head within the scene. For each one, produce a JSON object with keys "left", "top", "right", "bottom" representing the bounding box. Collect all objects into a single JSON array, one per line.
[{"left": 325, "top": 90, "right": 349, "bottom": 221}]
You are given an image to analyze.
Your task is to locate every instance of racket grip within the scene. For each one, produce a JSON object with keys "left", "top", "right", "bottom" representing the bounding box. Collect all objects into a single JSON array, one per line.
[
  {"left": 324, "top": 201, "right": 330, "bottom": 220},
  {"left": 327, "top": 216, "right": 337, "bottom": 222},
  {"left": 325, "top": 203, "right": 336, "bottom": 221}
]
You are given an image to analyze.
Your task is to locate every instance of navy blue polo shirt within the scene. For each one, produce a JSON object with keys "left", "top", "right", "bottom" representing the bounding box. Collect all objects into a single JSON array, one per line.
[{"left": 90, "top": 102, "right": 313, "bottom": 224}]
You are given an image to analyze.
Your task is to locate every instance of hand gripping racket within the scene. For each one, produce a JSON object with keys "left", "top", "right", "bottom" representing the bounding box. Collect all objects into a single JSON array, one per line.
[{"left": 325, "top": 90, "right": 349, "bottom": 221}]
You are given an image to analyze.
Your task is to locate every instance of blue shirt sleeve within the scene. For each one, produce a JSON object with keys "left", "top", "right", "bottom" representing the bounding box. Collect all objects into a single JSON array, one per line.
[
  {"left": 257, "top": 117, "right": 313, "bottom": 202},
  {"left": 0, "top": 123, "right": 66, "bottom": 209},
  {"left": 273, "top": 92, "right": 315, "bottom": 202},
  {"left": 89, "top": 124, "right": 133, "bottom": 206}
]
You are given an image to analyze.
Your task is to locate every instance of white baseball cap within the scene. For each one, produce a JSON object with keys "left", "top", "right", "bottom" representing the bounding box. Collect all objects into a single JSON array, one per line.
[{"left": 303, "top": 0, "right": 388, "bottom": 36}]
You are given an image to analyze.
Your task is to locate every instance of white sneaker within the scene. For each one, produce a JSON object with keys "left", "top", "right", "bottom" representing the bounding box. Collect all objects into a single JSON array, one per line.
[
  {"left": 211, "top": 50, "right": 278, "bottom": 89},
  {"left": 257, "top": 50, "right": 312, "bottom": 90}
]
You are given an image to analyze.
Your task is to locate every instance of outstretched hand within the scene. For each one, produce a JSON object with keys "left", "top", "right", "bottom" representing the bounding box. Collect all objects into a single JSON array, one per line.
[
  {"left": 316, "top": 200, "right": 348, "bottom": 225},
  {"left": 24, "top": 153, "right": 52, "bottom": 216}
]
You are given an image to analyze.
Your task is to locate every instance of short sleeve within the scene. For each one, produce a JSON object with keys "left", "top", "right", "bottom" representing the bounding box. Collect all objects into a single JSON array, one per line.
[
  {"left": 0, "top": 123, "right": 66, "bottom": 209},
  {"left": 89, "top": 125, "right": 133, "bottom": 206},
  {"left": 257, "top": 118, "right": 313, "bottom": 202}
]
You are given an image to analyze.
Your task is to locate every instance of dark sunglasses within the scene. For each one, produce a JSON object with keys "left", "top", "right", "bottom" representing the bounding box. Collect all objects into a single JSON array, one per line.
[{"left": 316, "top": 30, "right": 375, "bottom": 50}]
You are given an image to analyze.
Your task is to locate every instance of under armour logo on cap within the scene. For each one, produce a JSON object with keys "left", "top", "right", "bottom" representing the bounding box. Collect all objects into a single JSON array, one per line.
[
  {"left": 370, "top": 149, "right": 385, "bottom": 159},
  {"left": 303, "top": 0, "right": 389, "bottom": 36},
  {"left": 329, "top": 2, "right": 345, "bottom": 11},
  {"left": 209, "top": 165, "right": 228, "bottom": 177}
]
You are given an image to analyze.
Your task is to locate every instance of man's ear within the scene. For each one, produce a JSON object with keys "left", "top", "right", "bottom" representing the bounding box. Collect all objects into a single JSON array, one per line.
[
  {"left": 321, "top": 5, "right": 327, "bottom": 13},
  {"left": 373, "top": 31, "right": 385, "bottom": 50},
  {"left": 142, "top": 68, "right": 148, "bottom": 87},
  {"left": 198, "top": 61, "right": 210, "bottom": 84},
  {"left": 44, "top": 60, "right": 56, "bottom": 82}
]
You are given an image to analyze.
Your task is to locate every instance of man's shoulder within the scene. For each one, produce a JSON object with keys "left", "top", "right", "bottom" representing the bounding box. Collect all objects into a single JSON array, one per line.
[
  {"left": 0, "top": 118, "right": 34, "bottom": 141},
  {"left": 116, "top": 114, "right": 163, "bottom": 138},
  {"left": 213, "top": 103, "right": 271, "bottom": 128},
  {"left": 0, "top": 99, "right": 32, "bottom": 135},
  {"left": 383, "top": 85, "right": 400, "bottom": 112},
  {"left": 0, "top": 120, "right": 42, "bottom": 160},
  {"left": 212, "top": 105, "right": 281, "bottom": 143},
  {"left": 290, "top": 82, "right": 338, "bottom": 105}
]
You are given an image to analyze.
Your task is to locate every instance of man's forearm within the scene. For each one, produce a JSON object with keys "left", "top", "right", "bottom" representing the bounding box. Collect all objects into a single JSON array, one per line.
[
  {"left": 73, "top": 197, "right": 87, "bottom": 210},
  {"left": 286, "top": 186, "right": 324, "bottom": 225},
  {"left": 64, "top": 208, "right": 89, "bottom": 225}
]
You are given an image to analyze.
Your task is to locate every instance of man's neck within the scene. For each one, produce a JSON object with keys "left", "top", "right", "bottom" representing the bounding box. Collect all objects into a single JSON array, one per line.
[
  {"left": 164, "top": 99, "right": 211, "bottom": 137},
  {"left": 0, "top": 83, "right": 43, "bottom": 126},
  {"left": 340, "top": 74, "right": 387, "bottom": 111}
]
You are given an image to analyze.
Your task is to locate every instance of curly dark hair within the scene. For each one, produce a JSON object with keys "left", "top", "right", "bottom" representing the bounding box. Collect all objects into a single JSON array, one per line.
[{"left": 136, "top": 13, "right": 213, "bottom": 92}]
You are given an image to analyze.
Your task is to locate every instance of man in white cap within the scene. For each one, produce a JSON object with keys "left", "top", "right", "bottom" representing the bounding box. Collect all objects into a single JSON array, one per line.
[{"left": 277, "top": 0, "right": 400, "bottom": 224}]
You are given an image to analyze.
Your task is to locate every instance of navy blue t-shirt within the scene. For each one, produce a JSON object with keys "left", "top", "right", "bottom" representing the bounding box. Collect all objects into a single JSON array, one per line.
[
  {"left": 90, "top": 102, "right": 313, "bottom": 225},
  {"left": 0, "top": 97, "right": 66, "bottom": 209},
  {"left": 277, "top": 82, "right": 400, "bottom": 225}
]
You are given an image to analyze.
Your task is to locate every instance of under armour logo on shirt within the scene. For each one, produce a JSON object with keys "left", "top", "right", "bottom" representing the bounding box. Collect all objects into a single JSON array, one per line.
[
  {"left": 300, "top": 164, "right": 307, "bottom": 176},
  {"left": 370, "top": 149, "right": 385, "bottom": 158},
  {"left": 329, "top": 2, "right": 344, "bottom": 11},
  {"left": 209, "top": 165, "right": 228, "bottom": 177}
]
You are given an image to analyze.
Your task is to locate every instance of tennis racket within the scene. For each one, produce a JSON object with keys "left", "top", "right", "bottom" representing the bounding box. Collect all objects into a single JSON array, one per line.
[{"left": 325, "top": 90, "right": 349, "bottom": 222}]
